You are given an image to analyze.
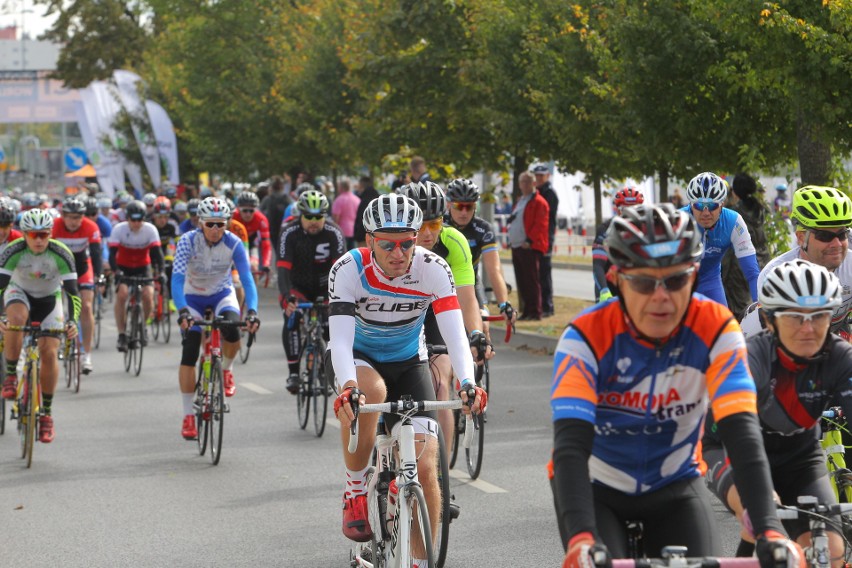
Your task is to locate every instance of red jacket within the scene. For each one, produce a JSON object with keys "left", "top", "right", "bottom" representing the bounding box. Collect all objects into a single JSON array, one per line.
[{"left": 516, "top": 191, "right": 550, "bottom": 253}]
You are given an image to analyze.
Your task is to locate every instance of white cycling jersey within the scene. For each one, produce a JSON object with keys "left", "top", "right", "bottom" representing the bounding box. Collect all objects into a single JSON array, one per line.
[{"left": 173, "top": 230, "right": 245, "bottom": 297}]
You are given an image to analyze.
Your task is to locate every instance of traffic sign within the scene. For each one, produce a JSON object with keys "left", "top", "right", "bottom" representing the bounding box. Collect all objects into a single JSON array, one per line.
[{"left": 64, "top": 147, "right": 88, "bottom": 170}]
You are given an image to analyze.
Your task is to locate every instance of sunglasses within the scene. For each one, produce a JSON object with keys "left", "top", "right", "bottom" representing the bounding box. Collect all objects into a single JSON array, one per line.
[
  {"left": 618, "top": 267, "right": 695, "bottom": 295},
  {"left": 809, "top": 228, "right": 849, "bottom": 243},
  {"left": 691, "top": 201, "right": 721, "bottom": 212},
  {"left": 64, "top": 214, "right": 83, "bottom": 221},
  {"left": 451, "top": 202, "right": 476, "bottom": 212},
  {"left": 302, "top": 214, "right": 325, "bottom": 222},
  {"left": 129, "top": 217, "right": 144, "bottom": 222},
  {"left": 774, "top": 309, "right": 833, "bottom": 327},
  {"left": 203, "top": 221, "right": 226, "bottom": 229},
  {"left": 240, "top": 208, "right": 255, "bottom": 215},
  {"left": 26, "top": 231, "right": 50, "bottom": 240},
  {"left": 422, "top": 218, "right": 443, "bottom": 231},
  {"left": 374, "top": 236, "right": 417, "bottom": 253}
]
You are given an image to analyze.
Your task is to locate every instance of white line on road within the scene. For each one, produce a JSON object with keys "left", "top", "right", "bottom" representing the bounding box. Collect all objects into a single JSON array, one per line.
[
  {"left": 448, "top": 469, "right": 508, "bottom": 493},
  {"left": 241, "top": 382, "right": 273, "bottom": 395}
]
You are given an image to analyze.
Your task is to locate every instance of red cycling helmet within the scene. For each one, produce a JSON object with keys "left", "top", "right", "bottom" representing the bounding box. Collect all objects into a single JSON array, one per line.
[{"left": 614, "top": 187, "right": 644, "bottom": 207}]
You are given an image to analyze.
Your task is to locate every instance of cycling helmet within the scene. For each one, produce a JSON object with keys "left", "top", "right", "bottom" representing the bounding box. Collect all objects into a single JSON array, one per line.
[
  {"left": 791, "top": 186, "right": 852, "bottom": 229},
  {"left": 142, "top": 193, "right": 157, "bottom": 207},
  {"left": 19, "top": 208, "right": 54, "bottom": 231},
  {"left": 85, "top": 197, "right": 99, "bottom": 216},
  {"left": 446, "top": 178, "right": 480, "bottom": 203},
  {"left": 97, "top": 197, "right": 112, "bottom": 209},
  {"left": 187, "top": 198, "right": 200, "bottom": 215},
  {"left": 165, "top": 186, "right": 177, "bottom": 198},
  {"left": 397, "top": 181, "right": 446, "bottom": 221},
  {"left": 685, "top": 172, "right": 728, "bottom": 204},
  {"left": 776, "top": 183, "right": 788, "bottom": 192},
  {"left": 174, "top": 201, "right": 188, "bottom": 214},
  {"left": 125, "top": 200, "right": 146, "bottom": 220},
  {"left": 295, "top": 183, "right": 315, "bottom": 197},
  {"left": 297, "top": 190, "right": 330, "bottom": 216},
  {"left": 153, "top": 196, "right": 171, "bottom": 215},
  {"left": 363, "top": 194, "right": 423, "bottom": 233},
  {"left": 22, "top": 192, "right": 38, "bottom": 208},
  {"left": 613, "top": 187, "right": 644, "bottom": 208},
  {"left": 236, "top": 191, "right": 259, "bottom": 208},
  {"left": 0, "top": 203, "right": 16, "bottom": 225},
  {"left": 38, "top": 193, "right": 49, "bottom": 205},
  {"left": 759, "top": 259, "right": 842, "bottom": 313},
  {"left": 62, "top": 198, "right": 86, "bottom": 215},
  {"left": 117, "top": 192, "right": 132, "bottom": 206},
  {"left": 197, "top": 197, "right": 231, "bottom": 220},
  {"left": 9, "top": 199, "right": 21, "bottom": 213},
  {"left": 605, "top": 203, "right": 703, "bottom": 269}
]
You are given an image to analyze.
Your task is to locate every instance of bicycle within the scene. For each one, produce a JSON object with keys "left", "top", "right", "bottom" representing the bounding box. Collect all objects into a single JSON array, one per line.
[
  {"left": 120, "top": 275, "right": 153, "bottom": 376},
  {"left": 348, "top": 396, "right": 473, "bottom": 568},
  {"left": 0, "top": 334, "right": 5, "bottom": 435},
  {"left": 610, "top": 547, "right": 759, "bottom": 568},
  {"left": 776, "top": 496, "right": 852, "bottom": 568},
  {"left": 63, "top": 325, "right": 81, "bottom": 394},
  {"left": 93, "top": 274, "right": 106, "bottom": 349},
  {"left": 293, "top": 297, "right": 331, "bottom": 437},
  {"left": 8, "top": 322, "right": 64, "bottom": 468},
  {"left": 821, "top": 408, "right": 852, "bottom": 503},
  {"left": 149, "top": 271, "right": 172, "bottom": 344},
  {"left": 193, "top": 309, "right": 251, "bottom": 465}
]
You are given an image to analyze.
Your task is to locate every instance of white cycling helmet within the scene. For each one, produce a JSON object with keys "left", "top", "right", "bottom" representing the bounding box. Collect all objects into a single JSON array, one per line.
[
  {"left": 759, "top": 259, "right": 843, "bottom": 313},
  {"left": 685, "top": 172, "right": 728, "bottom": 204},
  {"left": 197, "top": 197, "right": 231, "bottom": 220},
  {"left": 363, "top": 194, "right": 423, "bottom": 233},
  {"left": 20, "top": 208, "right": 54, "bottom": 231}
]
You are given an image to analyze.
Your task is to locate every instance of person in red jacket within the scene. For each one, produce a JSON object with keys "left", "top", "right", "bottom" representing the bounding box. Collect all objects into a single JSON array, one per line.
[{"left": 508, "top": 171, "right": 550, "bottom": 320}]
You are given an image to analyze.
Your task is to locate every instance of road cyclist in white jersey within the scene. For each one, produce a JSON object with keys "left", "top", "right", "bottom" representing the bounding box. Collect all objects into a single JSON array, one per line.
[
  {"left": 328, "top": 193, "right": 486, "bottom": 565},
  {"left": 172, "top": 197, "right": 260, "bottom": 440},
  {"left": 741, "top": 186, "right": 852, "bottom": 339}
]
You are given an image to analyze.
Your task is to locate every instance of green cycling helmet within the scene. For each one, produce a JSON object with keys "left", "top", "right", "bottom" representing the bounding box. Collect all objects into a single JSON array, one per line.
[
  {"left": 297, "top": 190, "right": 329, "bottom": 216},
  {"left": 792, "top": 186, "right": 852, "bottom": 229}
]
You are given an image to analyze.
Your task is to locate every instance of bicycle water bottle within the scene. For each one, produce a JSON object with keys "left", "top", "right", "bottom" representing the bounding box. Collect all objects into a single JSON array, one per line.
[
  {"left": 386, "top": 479, "right": 398, "bottom": 533},
  {"left": 202, "top": 358, "right": 211, "bottom": 382}
]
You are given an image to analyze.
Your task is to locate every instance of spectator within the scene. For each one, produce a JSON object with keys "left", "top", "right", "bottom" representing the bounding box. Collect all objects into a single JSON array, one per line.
[
  {"left": 260, "top": 175, "right": 291, "bottom": 258},
  {"left": 390, "top": 172, "right": 410, "bottom": 192},
  {"left": 774, "top": 183, "right": 791, "bottom": 218},
  {"left": 508, "top": 171, "right": 549, "bottom": 320},
  {"left": 331, "top": 178, "right": 360, "bottom": 250},
  {"left": 532, "top": 164, "right": 559, "bottom": 318},
  {"left": 671, "top": 188, "right": 684, "bottom": 208},
  {"left": 353, "top": 176, "right": 379, "bottom": 247},
  {"left": 409, "top": 156, "right": 432, "bottom": 184},
  {"left": 495, "top": 192, "right": 513, "bottom": 215}
]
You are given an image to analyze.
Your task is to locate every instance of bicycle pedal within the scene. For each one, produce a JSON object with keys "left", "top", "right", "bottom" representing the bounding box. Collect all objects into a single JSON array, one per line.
[{"left": 449, "top": 499, "right": 461, "bottom": 521}]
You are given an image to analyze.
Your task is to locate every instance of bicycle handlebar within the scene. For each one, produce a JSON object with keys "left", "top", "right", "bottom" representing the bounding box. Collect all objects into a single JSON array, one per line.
[
  {"left": 612, "top": 559, "right": 758, "bottom": 568},
  {"left": 194, "top": 318, "right": 255, "bottom": 347},
  {"left": 482, "top": 314, "right": 513, "bottom": 343}
]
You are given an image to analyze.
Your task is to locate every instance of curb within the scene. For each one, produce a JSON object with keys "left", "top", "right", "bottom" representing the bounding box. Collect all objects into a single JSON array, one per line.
[{"left": 492, "top": 325, "right": 559, "bottom": 355}]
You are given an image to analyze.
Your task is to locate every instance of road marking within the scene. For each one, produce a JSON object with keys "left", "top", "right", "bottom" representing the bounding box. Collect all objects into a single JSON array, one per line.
[
  {"left": 241, "top": 382, "right": 273, "bottom": 395},
  {"left": 448, "top": 469, "right": 507, "bottom": 493}
]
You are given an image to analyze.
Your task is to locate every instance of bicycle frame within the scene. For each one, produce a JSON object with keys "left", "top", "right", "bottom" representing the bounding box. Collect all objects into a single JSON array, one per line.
[
  {"left": 821, "top": 408, "right": 852, "bottom": 503},
  {"left": 777, "top": 497, "right": 852, "bottom": 568}
]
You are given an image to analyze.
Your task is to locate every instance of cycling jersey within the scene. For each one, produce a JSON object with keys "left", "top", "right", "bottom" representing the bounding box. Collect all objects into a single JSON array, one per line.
[
  {"left": 327, "top": 246, "right": 475, "bottom": 389},
  {"left": 108, "top": 221, "right": 162, "bottom": 270},
  {"left": 109, "top": 208, "right": 126, "bottom": 225},
  {"left": 741, "top": 247, "right": 852, "bottom": 337},
  {"left": 171, "top": 229, "right": 257, "bottom": 313},
  {"left": 229, "top": 218, "right": 249, "bottom": 248},
  {"left": 443, "top": 215, "right": 498, "bottom": 274},
  {"left": 178, "top": 218, "right": 198, "bottom": 235},
  {"left": 154, "top": 220, "right": 178, "bottom": 255},
  {"left": 681, "top": 206, "right": 760, "bottom": 306},
  {"left": 277, "top": 218, "right": 346, "bottom": 301},
  {"left": 232, "top": 209, "right": 271, "bottom": 268},
  {"left": 0, "top": 229, "right": 23, "bottom": 256},
  {"left": 52, "top": 217, "right": 102, "bottom": 284},
  {"left": 429, "top": 226, "right": 475, "bottom": 287}
]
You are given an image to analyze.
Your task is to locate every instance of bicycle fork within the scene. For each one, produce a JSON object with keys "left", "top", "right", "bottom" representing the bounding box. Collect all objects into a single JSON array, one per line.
[{"left": 388, "top": 422, "right": 422, "bottom": 568}]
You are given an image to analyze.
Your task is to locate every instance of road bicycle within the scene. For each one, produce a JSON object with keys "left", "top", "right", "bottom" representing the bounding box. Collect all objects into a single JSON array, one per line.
[
  {"left": 63, "top": 324, "right": 81, "bottom": 394},
  {"left": 120, "top": 275, "right": 153, "bottom": 376},
  {"left": 149, "top": 269, "right": 172, "bottom": 343},
  {"left": 293, "top": 297, "right": 331, "bottom": 437},
  {"left": 193, "top": 309, "right": 251, "bottom": 465},
  {"left": 821, "top": 408, "right": 852, "bottom": 503},
  {"left": 0, "top": 334, "right": 6, "bottom": 435},
  {"left": 93, "top": 273, "right": 106, "bottom": 349},
  {"left": 348, "top": 396, "right": 473, "bottom": 568},
  {"left": 776, "top": 497, "right": 852, "bottom": 568},
  {"left": 8, "top": 323, "right": 64, "bottom": 468}
]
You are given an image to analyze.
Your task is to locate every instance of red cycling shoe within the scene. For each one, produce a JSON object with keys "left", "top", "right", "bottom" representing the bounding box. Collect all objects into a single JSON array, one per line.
[{"left": 342, "top": 494, "right": 372, "bottom": 542}]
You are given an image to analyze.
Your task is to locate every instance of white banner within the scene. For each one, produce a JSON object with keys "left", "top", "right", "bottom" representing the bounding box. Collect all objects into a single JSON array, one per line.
[
  {"left": 113, "top": 70, "right": 162, "bottom": 188},
  {"left": 79, "top": 83, "right": 125, "bottom": 196},
  {"left": 145, "top": 100, "right": 179, "bottom": 185},
  {"left": 74, "top": 100, "right": 114, "bottom": 195},
  {"left": 125, "top": 162, "right": 144, "bottom": 196}
]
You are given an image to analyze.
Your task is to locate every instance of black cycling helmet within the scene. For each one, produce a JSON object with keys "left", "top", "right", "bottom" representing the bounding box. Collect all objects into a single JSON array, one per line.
[
  {"left": 236, "top": 191, "right": 260, "bottom": 208},
  {"left": 125, "top": 200, "right": 147, "bottom": 220},
  {"left": 397, "top": 181, "right": 447, "bottom": 221},
  {"left": 187, "top": 198, "right": 201, "bottom": 216},
  {"left": 85, "top": 197, "right": 99, "bottom": 216},
  {"left": 446, "top": 178, "right": 480, "bottom": 203},
  {"left": 605, "top": 203, "right": 703, "bottom": 269},
  {"left": 62, "top": 198, "right": 87, "bottom": 215},
  {"left": 0, "top": 203, "right": 15, "bottom": 225}
]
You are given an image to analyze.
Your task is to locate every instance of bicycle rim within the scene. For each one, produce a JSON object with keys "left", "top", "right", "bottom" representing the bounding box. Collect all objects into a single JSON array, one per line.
[
  {"left": 449, "top": 409, "right": 461, "bottom": 469},
  {"left": 210, "top": 360, "right": 224, "bottom": 465},
  {"left": 312, "top": 351, "right": 327, "bottom": 437},
  {"left": 0, "top": 397, "right": 5, "bottom": 436},
  {"left": 64, "top": 342, "right": 72, "bottom": 389},
  {"left": 25, "top": 364, "right": 37, "bottom": 468},
  {"left": 297, "top": 369, "right": 310, "bottom": 430},
  {"left": 435, "top": 428, "right": 451, "bottom": 568},
  {"left": 163, "top": 301, "right": 171, "bottom": 343},
  {"left": 465, "top": 413, "right": 484, "bottom": 480},
  {"left": 18, "top": 377, "right": 28, "bottom": 458},
  {"left": 195, "top": 364, "right": 208, "bottom": 456},
  {"left": 124, "top": 305, "right": 133, "bottom": 372},
  {"left": 405, "top": 484, "right": 434, "bottom": 568},
  {"left": 72, "top": 342, "right": 81, "bottom": 394},
  {"left": 133, "top": 305, "right": 144, "bottom": 376}
]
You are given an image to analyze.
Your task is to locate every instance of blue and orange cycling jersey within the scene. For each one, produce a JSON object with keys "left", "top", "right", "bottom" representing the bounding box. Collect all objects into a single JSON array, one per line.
[{"left": 551, "top": 295, "right": 757, "bottom": 495}]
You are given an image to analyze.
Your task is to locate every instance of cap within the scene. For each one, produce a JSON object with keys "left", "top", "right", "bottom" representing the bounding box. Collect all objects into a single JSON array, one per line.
[{"left": 531, "top": 165, "right": 550, "bottom": 175}]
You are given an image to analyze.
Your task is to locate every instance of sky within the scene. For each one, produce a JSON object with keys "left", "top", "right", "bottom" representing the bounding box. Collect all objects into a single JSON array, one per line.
[{"left": 0, "top": 0, "right": 56, "bottom": 40}]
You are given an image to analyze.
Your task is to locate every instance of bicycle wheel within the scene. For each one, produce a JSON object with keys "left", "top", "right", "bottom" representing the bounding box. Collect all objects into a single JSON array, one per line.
[
  {"left": 69, "top": 339, "right": 81, "bottom": 394},
  {"left": 449, "top": 409, "right": 461, "bottom": 469},
  {"left": 162, "top": 288, "right": 172, "bottom": 343},
  {"left": 0, "top": 396, "right": 5, "bottom": 435},
  {"left": 434, "top": 428, "right": 451, "bottom": 568},
  {"left": 465, "top": 412, "right": 485, "bottom": 480},
  {"left": 94, "top": 292, "right": 102, "bottom": 350},
  {"left": 312, "top": 340, "right": 328, "bottom": 437},
  {"left": 64, "top": 339, "right": 73, "bottom": 389},
  {"left": 404, "top": 484, "right": 434, "bottom": 568},
  {"left": 25, "top": 362, "right": 37, "bottom": 468},
  {"left": 133, "top": 304, "right": 144, "bottom": 376},
  {"left": 209, "top": 359, "right": 225, "bottom": 465},
  {"left": 18, "top": 369, "right": 29, "bottom": 459},
  {"left": 297, "top": 348, "right": 311, "bottom": 430},
  {"left": 195, "top": 361, "right": 209, "bottom": 456},
  {"left": 124, "top": 304, "right": 133, "bottom": 373}
]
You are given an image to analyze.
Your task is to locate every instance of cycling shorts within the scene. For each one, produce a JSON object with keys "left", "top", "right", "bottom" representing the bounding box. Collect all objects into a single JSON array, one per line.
[
  {"left": 4, "top": 284, "right": 64, "bottom": 330},
  {"left": 185, "top": 288, "right": 240, "bottom": 336},
  {"left": 117, "top": 265, "right": 153, "bottom": 290}
]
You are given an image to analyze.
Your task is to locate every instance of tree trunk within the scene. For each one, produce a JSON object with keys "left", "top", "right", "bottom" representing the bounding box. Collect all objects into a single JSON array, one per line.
[
  {"left": 593, "top": 172, "right": 602, "bottom": 227},
  {"left": 512, "top": 153, "right": 527, "bottom": 203},
  {"left": 658, "top": 166, "right": 669, "bottom": 202},
  {"left": 796, "top": 110, "right": 831, "bottom": 186}
]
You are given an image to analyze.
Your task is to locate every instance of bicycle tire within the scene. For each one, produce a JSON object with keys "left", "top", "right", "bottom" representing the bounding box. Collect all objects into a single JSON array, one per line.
[
  {"left": 239, "top": 302, "right": 251, "bottom": 363},
  {"left": 0, "top": 396, "right": 5, "bottom": 435},
  {"left": 312, "top": 339, "right": 328, "bottom": 438},
  {"left": 195, "top": 361, "right": 209, "bottom": 456},
  {"left": 404, "top": 484, "right": 435, "bottom": 568},
  {"left": 70, "top": 339, "right": 81, "bottom": 394},
  {"left": 124, "top": 304, "right": 133, "bottom": 373},
  {"left": 64, "top": 340, "right": 73, "bottom": 389},
  {"left": 162, "top": 288, "right": 172, "bottom": 343},
  {"left": 94, "top": 291, "right": 102, "bottom": 350},
  {"left": 18, "top": 369, "right": 29, "bottom": 459},
  {"left": 465, "top": 412, "right": 485, "bottom": 480},
  {"left": 25, "top": 362, "right": 37, "bottom": 468},
  {"left": 449, "top": 409, "right": 461, "bottom": 469},
  {"left": 297, "top": 368, "right": 310, "bottom": 430},
  {"left": 133, "top": 304, "right": 144, "bottom": 376},
  {"left": 210, "top": 359, "right": 224, "bottom": 465},
  {"left": 435, "top": 427, "right": 451, "bottom": 568},
  {"left": 151, "top": 294, "right": 161, "bottom": 341}
]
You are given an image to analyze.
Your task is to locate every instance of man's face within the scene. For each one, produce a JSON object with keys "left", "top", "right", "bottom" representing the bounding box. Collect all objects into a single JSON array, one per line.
[
  {"left": 25, "top": 230, "right": 50, "bottom": 254},
  {"left": 153, "top": 214, "right": 168, "bottom": 227},
  {"left": 200, "top": 218, "right": 226, "bottom": 244},
  {"left": 62, "top": 213, "right": 83, "bottom": 232},
  {"left": 0, "top": 223, "right": 12, "bottom": 243},
  {"left": 519, "top": 177, "right": 534, "bottom": 196},
  {"left": 534, "top": 173, "right": 550, "bottom": 187},
  {"left": 300, "top": 213, "right": 326, "bottom": 235},
  {"left": 239, "top": 207, "right": 254, "bottom": 223},
  {"left": 128, "top": 218, "right": 145, "bottom": 232},
  {"left": 690, "top": 200, "right": 722, "bottom": 229},
  {"left": 368, "top": 230, "right": 417, "bottom": 278},
  {"left": 416, "top": 218, "right": 443, "bottom": 250},
  {"left": 797, "top": 226, "right": 850, "bottom": 271},
  {"left": 617, "top": 263, "right": 697, "bottom": 339},
  {"left": 448, "top": 201, "right": 476, "bottom": 228}
]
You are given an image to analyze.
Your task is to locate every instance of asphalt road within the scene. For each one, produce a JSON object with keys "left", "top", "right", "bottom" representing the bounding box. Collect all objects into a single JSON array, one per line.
[{"left": 0, "top": 286, "right": 739, "bottom": 567}]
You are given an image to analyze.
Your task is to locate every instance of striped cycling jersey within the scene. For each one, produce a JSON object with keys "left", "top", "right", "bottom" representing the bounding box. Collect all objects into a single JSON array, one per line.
[
  {"left": 551, "top": 295, "right": 757, "bottom": 495},
  {"left": 0, "top": 239, "right": 77, "bottom": 298}
]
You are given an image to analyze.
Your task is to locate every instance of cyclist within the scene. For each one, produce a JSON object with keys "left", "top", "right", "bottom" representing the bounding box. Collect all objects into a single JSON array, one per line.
[
  {"left": 329, "top": 194, "right": 485, "bottom": 561},
  {"left": 444, "top": 178, "right": 516, "bottom": 327},
  {"left": 682, "top": 172, "right": 760, "bottom": 307},
  {"left": 0, "top": 209, "right": 80, "bottom": 443},
  {"left": 0, "top": 202, "right": 22, "bottom": 254},
  {"left": 52, "top": 198, "right": 102, "bottom": 374},
  {"left": 741, "top": 186, "right": 852, "bottom": 338},
  {"left": 551, "top": 203, "right": 802, "bottom": 567},
  {"left": 110, "top": 192, "right": 133, "bottom": 225},
  {"left": 108, "top": 200, "right": 165, "bottom": 352},
  {"left": 228, "top": 216, "right": 250, "bottom": 309},
  {"left": 173, "top": 197, "right": 260, "bottom": 439},
  {"left": 233, "top": 191, "right": 272, "bottom": 277},
  {"left": 592, "top": 187, "right": 644, "bottom": 302},
  {"left": 142, "top": 193, "right": 157, "bottom": 217},
  {"left": 152, "top": 197, "right": 179, "bottom": 298},
  {"left": 277, "top": 190, "right": 345, "bottom": 394},
  {"left": 178, "top": 198, "right": 201, "bottom": 235},
  {"left": 705, "top": 260, "right": 851, "bottom": 564}
]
